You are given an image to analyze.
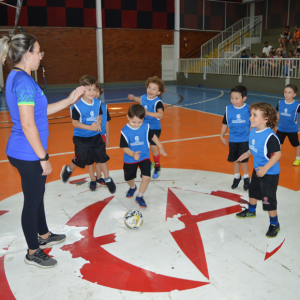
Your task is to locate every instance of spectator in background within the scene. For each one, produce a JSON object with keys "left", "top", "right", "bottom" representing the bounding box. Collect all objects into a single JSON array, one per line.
[
  {"left": 262, "top": 41, "right": 273, "bottom": 56},
  {"left": 279, "top": 26, "right": 291, "bottom": 51},
  {"left": 289, "top": 25, "right": 300, "bottom": 50},
  {"left": 247, "top": 53, "right": 258, "bottom": 76}
]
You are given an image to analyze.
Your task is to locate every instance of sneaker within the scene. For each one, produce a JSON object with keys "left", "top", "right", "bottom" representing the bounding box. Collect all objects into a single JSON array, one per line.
[
  {"left": 236, "top": 208, "right": 256, "bottom": 218},
  {"left": 38, "top": 232, "right": 66, "bottom": 249},
  {"left": 231, "top": 177, "right": 242, "bottom": 189},
  {"left": 96, "top": 177, "right": 106, "bottom": 186},
  {"left": 243, "top": 178, "right": 250, "bottom": 191},
  {"left": 126, "top": 185, "right": 137, "bottom": 198},
  {"left": 293, "top": 159, "right": 300, "bottom": 166},
  {"left": 153, "top": 166, "right": 161, "bottom": 179},
  {"left": 105, "top": 177, "right": 116, "bottom": 194},
  {"left": 24, "top": 248, "right": 57, "bottom": 268},
  {"left": 60, "top": 165, "right": 72, "bottom": 183},
  {"left": 266, "top": 224, "right": 280, "bottom": 238},
  {"left": 135, "top": 196, "right": 147, "bottom": 208},
  {"left": 89, "top": 181, "right": 97, "bottom": 191}
]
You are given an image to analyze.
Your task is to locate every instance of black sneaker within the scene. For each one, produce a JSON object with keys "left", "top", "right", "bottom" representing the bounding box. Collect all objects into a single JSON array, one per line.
[
  {"left": 38, "top": 232, "right": 66, "bottom": 249},
  {"left": 24, "top": 248, "right": 57, "bottom": 268},
  {"left": 105, "top": 177, "right": 116, "bottom": 194},
  {"left": 231, "top": 177, "right": 242, "bottom": 189},
  {"left": 236, "top": 208, "right": 256, "bottom": 218},
  {"left": 89, "top": 181, "right": 97, "bottom": 191},
  {"left": 60, "top": 165, "right": 72, "bottom": 183},
  {"left": 243, "top": 178, "right": 250, "bottom": 191},
  {"left": 266, "top": 224, "right": 280, "bottom": 238}
]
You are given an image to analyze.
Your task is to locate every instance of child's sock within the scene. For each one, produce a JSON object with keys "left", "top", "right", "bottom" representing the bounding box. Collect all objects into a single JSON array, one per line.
[
  {"left": 248, "top": 203, "right": 256, "bottom": 213},
  {"left": 153, "top": 155, "right": 160, "bottom": 167},
  {"left": 105, "top": 177, "right": 111, "bottom": 183},
  {"left": 243, "top": 173, "right": 249, "bottom": 178},
  {"left": 234, "top": 173, "right": 240, "bottom": 179},
  {"left": 137, "top": 192, "right": 144, "bottom": 197},
  {"left": 270, "top": 216, "right": 279, "bottom": 226},
  {"left": 67, "top": 165, "right": 73, "bottom": 172}
]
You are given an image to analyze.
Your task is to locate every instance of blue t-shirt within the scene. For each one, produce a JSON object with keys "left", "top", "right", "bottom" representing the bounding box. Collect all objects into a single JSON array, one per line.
[
  {"left": 5, "top": 70, "right": 49, "bottom": 161},
  {"left": 226, "top": 104, "right": 251, "bottom": 143},
  {"left": 121, "top": 123, "right": 150, "bottom": 163},
  {"left": 249, "top": 127, "right": 281, "bottom": 175},
  {"left": 277, "top": 100, "right": 300, "bottom": 133},
  {"left": 140, "top": 94, "right": 163, "bottom": 130},
  {"left": 71, "top": 98, "right": 102, "bottom": 138}
]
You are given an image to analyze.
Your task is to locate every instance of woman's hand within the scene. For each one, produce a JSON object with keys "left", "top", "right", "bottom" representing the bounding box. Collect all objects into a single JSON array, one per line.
[
  {"left": 40, "top": 160, "right": 52, "bottom": 176},
  {"left": 67, "top": 86, "right": 85, "bottom": 106}
]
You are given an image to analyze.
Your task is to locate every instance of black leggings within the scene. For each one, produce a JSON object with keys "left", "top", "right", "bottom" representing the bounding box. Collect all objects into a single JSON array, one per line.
[{"left": 8, "top": 156, "right": 49, "bottom": 250}]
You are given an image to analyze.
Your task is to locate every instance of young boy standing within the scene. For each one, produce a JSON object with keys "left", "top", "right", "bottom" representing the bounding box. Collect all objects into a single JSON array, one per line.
[
  {"left": 220, "top": 85, "right": 251, "bottom": 190},
  {"left": 87, "top": 82, "right": 112, "bottom": 190},
  {"left": 128, "top": 76, "right": 165, "bottom": 179},
  {"left": 236, "top": 103, "right": 281, "bottom": 238},
  {"left": 276, "top": 84, "right": 300, "bottom": 166},
  {"left": 120, "top": 104, "right": 167, "bottom": 208},
  {"left": 60, "top": 75, "right": 116, "bottom": 194}
]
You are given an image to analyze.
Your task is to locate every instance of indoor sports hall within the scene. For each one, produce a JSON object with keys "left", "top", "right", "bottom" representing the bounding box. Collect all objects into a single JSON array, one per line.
[{"left": 0, "top": 1, "right": 300, "bottom": 300}]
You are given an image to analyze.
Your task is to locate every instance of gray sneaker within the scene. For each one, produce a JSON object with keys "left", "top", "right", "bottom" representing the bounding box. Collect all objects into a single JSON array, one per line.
[
  {"left": 38, "top": 232, "right": 66, "bottom": 249},
  {"left": 24, "top": 248, "right": 57, "bottom": 268}
]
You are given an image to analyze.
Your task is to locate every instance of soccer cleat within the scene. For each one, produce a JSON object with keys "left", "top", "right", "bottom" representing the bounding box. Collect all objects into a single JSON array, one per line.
[
  {"left": 24, "top": 248, "right": 57, "bottom": 269},
  {"left": 126, "top": 185, "right": 137, "bottom": 198},
  {"left": 266, "top": 224, "right": 280, "bottom": 238},
  {"left": 153, "top": 166, "right": 161, "bottom": 179},
  {"left": 243, "top": 178, "right": 250, "bottom": 191},
  {"left": 96, "top": 177, "right": 106, "bottom": 186},
  {"left": 135, "top": 196, "right": 147, "bottom": 208},
  {"left": 89, "top": 181, "right": 97, "bottom": 191},
  {"left": 236, "top": 208, "right": 256, "bottom": 218},
  {"left": 60, "top": 165, "right": 72, "bottom": 183},
  {"left": 105, "top": 177, "right": 116, "bottom": 194},
  {"left": 293, "top": 159, "right": 300, "bottom": 166},
  {"left": 38, "top": 232, "right": 66, "bottom": 249},
  {"left": 231, "top": 177, "right": 242, "bottom": 189}
]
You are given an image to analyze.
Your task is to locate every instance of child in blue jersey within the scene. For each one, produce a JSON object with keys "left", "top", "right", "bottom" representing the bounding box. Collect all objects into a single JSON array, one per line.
[
  {"left": 220, "top": 85, "right": 251, "bottom": 191},
  {"left": 120, "top": 104, "right": 167, "bottom": 208},
  {"left": 60, "top": 75, "right": 116, "bottom": 194},
  {"left": 87, "top": 82, "right": 112, "bottom": 190},
  {"left": 236, "top": 102, "right": 281, "bottom": 238},
  {"left": 275, "top": 84, "right": 300, "bottom": 166},
  {"left": 128, "top": 76, "right": 165, "bottom": 179}
]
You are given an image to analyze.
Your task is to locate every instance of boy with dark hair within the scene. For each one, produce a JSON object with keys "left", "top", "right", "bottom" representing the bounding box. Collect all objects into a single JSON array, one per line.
[
  {"left": 276, "top": 84, "right": 300, "bottom": 165},
  {"left": 220, "top": 85, "right": 251, "bottom": 190},
  {"left": 60, "top": 75, "right": 116, "bottom": 194},
  {"left": 128, "top": 76, "right": 165, "bottom": 179},
  {"left": 120, "top": 104, "right": 167, "bottom": 208}
]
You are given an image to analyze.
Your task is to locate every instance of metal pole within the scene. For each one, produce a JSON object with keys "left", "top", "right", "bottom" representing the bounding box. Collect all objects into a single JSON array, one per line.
[
  {"left": 174, "top": 0, "right": 180, "bottom": 80},
  {"left": 96, "top": 0, "right": 104, "bottom": 83}
]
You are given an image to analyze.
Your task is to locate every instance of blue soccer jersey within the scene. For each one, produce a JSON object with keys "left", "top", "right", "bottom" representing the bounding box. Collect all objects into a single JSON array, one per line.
[
  {"left": 140, "top": 94, "right": 163, "bottom": 130},
  {"left": 121, "top": 123, "right": 150, "bottom": 163},
  {"left": 71, "top": 98, "right": 101, "bottom": 138},
  {"left": 249, "top": 127, "right": 281, "bottom": 175},
  {"left": 226, "top": 104, "right": 251, "bottom": 143},
  {"left": 277, "top": 100, "right": 300, "bottom": 133}
]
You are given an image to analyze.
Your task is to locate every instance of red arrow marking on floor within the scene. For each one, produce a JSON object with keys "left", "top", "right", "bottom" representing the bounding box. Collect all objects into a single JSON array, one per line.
[{"left": 62, "top": 196, "right": 208, "bottom": 292}]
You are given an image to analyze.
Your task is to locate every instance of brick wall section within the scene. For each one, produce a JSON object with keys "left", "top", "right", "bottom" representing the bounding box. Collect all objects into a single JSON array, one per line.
[
  {"left": 102, "top": 29, "right": 174, "bottom": 83},
  {"left": 180, "top": 31, "right": 219, "bottom": 58},
  {"left": 2, "top": 27, "right": 97, "bottom": 86}
]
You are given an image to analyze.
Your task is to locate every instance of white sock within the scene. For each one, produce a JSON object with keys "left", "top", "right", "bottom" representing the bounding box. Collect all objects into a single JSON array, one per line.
[
  {"left": 137, "top": 192, "right": 144, "bottom": 197},
  {"left": 243, "top": 174, "right": 249, "bottom": 179},
  {"left": 67, "top": 166, "right": 73, "bottom": 172},
  {"left": 296, "top": 156, "right": 300, "bottom": 160},
  {"left": 234, "top": 173, "right": 240, "bottom": 179}
]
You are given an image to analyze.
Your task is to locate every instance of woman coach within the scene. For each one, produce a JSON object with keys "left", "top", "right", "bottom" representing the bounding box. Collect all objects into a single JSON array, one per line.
[{"left": 0, "top": 33, "right": 84, "bottom": 268}]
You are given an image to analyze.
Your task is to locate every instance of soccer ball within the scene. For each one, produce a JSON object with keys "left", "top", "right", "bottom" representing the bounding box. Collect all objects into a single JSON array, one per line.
[{"left": 124, "top": 210, "right": 143, "bottom": 229}]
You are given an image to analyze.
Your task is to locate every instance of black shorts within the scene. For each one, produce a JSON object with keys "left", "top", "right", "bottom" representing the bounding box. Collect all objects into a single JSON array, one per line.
[
  {"left": 276, "top": 130, "right": 300, "bottom": 147},
  {"left": 123, "top": 159, "right": 151, "bottom": 181},
  {"left": 150, "top": 129, "right": 161, "bottom": 146},
  {"left": 72, "top": 134, "right": 109, "bottom": 168},
  {"left": 228, "top": 142, "right": 249, "bottom": 162},
  {"left": 249, "top": 169, "right": 279, "bottom": 211}
]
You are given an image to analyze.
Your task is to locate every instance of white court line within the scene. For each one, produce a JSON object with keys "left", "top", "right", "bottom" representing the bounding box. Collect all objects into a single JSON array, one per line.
[{"left": 0, "top": 133, "right": 226, "bottom": 163}]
